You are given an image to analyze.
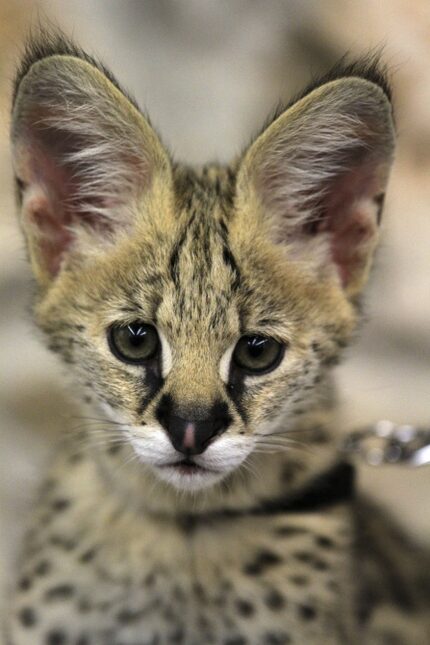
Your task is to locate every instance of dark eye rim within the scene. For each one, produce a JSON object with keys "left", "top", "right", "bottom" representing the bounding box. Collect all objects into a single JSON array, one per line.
[
  {"left": 232, "top": 335, "right": 286, "bottom": 375},
  {"left": 107, "top": 322, "right": 160, "bottom": 365}
]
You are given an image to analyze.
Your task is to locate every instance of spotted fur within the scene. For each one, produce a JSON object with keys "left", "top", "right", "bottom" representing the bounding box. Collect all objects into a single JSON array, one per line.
[{"left": 5, "top": 30, "right": 430, "bottom": 645}]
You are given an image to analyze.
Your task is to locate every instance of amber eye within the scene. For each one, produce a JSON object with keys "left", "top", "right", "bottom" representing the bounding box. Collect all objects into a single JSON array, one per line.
[
  {"left": 232, "top": 335, "right": 285, "bottom": 374},
  {"left": 108, "top": 322, "right": 160, "bottom": 364}
]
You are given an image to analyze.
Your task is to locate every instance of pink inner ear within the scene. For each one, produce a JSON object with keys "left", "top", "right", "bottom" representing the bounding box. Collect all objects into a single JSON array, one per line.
[
  {"left": 330, "top": 202, "right": 377, "bottom": 286},
  {"left": 318, "top": 163, "right": 383, "bottom": 287},
  {"left": 18, "top": 138, "right": 76, "bottom": 277},
  {"left": 26, "top": 190, "right": 73, "bottom": 276}
]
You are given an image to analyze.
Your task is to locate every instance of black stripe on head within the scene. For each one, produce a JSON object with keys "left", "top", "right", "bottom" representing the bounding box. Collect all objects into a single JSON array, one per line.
[
  {"left": 218, "top": 219, "right": 241, "bottom": 291},
  {"left": 169, "top": 213, "right": 196, "bottom": 287}
]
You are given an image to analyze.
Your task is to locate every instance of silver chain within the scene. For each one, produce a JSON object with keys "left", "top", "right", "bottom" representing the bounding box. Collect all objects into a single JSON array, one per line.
[{"left": 340, "top": 420, "right": 430, "bottom": 467}]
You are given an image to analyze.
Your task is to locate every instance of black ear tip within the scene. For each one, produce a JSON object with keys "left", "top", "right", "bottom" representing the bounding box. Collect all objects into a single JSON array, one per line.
[
  {"left": 13, "top": 26, "right": 138, "bottom": 113},
  {"left": 313, "top": 52, "right": 391, "bottom": 101},
  {"left": 254, "top": 52, "right": 392, "bottom": 143}
]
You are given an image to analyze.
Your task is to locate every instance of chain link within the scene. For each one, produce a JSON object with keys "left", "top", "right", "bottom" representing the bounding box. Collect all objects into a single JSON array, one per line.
[{"left": 340, "top": 420, "right": 430, "bottom": 467}]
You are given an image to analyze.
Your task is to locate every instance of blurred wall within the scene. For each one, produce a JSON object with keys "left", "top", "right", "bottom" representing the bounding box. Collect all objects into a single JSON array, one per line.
[{"left": 1, "top": 0, "right": 429, "bottom": 614}]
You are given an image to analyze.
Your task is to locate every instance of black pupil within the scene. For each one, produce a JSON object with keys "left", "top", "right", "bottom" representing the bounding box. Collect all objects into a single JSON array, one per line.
[
  {"left": 109, "top": 322, "right": 159, "bottom": 363},
  {"left": 128, "top": 324, "right": 148, "bottom": 346},
  {"left": 247, "top": 336, "right": 268, "bottom": 357},
  {"left": 233, "top": 334, "right": 283, "bottom": 373}
]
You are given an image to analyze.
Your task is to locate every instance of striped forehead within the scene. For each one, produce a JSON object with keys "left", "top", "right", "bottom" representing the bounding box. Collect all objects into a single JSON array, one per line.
[{"left": 161, "top": 166, "right": 240, "bottom": 335}]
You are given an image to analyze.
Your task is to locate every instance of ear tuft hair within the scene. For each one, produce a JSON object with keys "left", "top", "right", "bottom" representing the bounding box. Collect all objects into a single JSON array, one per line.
[
  {"left": 257, "top": 52, "right": 392, "bottom": 141},
  {"left": 12, "top": 26, "right": 139, "bottom": 112}
]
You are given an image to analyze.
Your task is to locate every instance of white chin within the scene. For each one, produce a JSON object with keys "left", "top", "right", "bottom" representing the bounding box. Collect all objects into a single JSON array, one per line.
[
  {"left": 152, "top": 464, "right": 226, "bottom": 492},
  {"left": 127, "top": 426, "right": 252, "bottom": 492}
]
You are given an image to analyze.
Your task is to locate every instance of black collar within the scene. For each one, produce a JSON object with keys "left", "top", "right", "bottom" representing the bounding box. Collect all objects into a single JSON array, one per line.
[
  {"left": 176, "top": 461, "right": 355, "bottom": 530},
  {"left": 249, "top": 460, "right": 355, "bottom": 515}
]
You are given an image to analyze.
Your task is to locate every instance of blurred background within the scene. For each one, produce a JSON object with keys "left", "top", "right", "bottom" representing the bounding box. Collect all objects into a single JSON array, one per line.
[{"left": 0, "top": 0, "right": 429, "bottom": 617}]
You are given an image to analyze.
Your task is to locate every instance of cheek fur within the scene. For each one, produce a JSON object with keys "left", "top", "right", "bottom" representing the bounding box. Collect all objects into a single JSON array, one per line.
[
  {"left": 158, "top": 330, "right": 173, "bottom": 378},
  {"left": 199, "top": 435, "right": 254, "bottom": 470},
  {"left": 126, "top": 425, "right": 176, "bottom": 465},
  {"left": 219, "top": 342, "right": 235, "bottom": 383},
  {"left": 244, "top": 353, "right": 322, "bottom": 427}
]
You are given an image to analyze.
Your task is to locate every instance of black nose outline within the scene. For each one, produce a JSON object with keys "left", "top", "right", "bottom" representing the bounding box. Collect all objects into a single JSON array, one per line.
[{"left": 156, "top": 394, "right": 232, "bottom": 456}]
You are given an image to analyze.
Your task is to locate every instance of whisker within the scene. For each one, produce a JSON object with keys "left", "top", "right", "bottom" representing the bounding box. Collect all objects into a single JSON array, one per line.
[
  {"left": 65, "top": 414, "right": 127, "bottom": 426},
  {"left": 254, "top": 439, "right": 316, "bottom": 456},
  {"left": 240, "top": 459, "right": 261, "bottom": 481},
  {"left": 255, "top": 437, "right": 309, "bottom": 449},
  {"left": 72, "top": 427, "right": 127, "bottom": 452},
  {"left": 255, "top": 439, "right": 312, "bottom": 450},
  {"left": 73, "top": 428, "right": 124, "bottom": 441},
  {"left": 66, "top": 420, "right": 127, "bottom": 431},
  {"left": 254, "top": 426, "right": 327, "bottom": 438},
  {"left": 255, "top": 432, "right": 312, "bottom": 444}
]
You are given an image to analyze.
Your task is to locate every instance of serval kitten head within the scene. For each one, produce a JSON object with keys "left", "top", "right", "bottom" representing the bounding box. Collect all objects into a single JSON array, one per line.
[{"left": 11, "top": 33, "right": 395, "bottom": 492}]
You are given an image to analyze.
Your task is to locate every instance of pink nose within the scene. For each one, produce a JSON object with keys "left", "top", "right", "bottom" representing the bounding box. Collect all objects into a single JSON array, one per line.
[
  {"left": 183, "top": 422, "right": 196, "bottom": 451},
  {"left": 155, "top": 395, "right": 232, "bottom": 456}
]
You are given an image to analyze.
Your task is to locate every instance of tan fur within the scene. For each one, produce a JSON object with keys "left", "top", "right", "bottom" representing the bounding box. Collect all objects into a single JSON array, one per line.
[{"left": 5, "top": 36, "right": 429, "bottom": 645}]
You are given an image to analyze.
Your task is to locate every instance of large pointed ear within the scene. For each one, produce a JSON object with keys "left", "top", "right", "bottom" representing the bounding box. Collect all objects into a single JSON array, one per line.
[
  {"left": 11, "top": 36, "right": 171, "bottom": 286},
  {"left": 236, "top": 65, "right": 395, "bottom": 297}
]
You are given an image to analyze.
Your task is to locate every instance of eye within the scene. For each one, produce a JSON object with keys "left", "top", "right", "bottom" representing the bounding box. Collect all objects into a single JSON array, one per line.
[
  {"left": 108, "top": 322, "right": 160, "bottom": 364},
  {"left": 232, "top": 335, "right": 285, "bottom": 374}
]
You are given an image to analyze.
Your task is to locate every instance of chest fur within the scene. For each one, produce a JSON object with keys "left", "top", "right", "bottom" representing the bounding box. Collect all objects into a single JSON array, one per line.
[{"left": 15, "top": 468, "right": 355, "bottom": 645}]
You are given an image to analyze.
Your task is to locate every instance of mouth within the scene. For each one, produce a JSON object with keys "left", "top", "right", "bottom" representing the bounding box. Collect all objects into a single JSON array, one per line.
[{"left": 159, "top": 458, "right": 218, "bottom": 476}]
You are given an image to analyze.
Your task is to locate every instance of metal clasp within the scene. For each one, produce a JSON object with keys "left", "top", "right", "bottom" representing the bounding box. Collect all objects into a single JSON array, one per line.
[{"left": 340, "top": 420, "right": 430, "bottom": 467}]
